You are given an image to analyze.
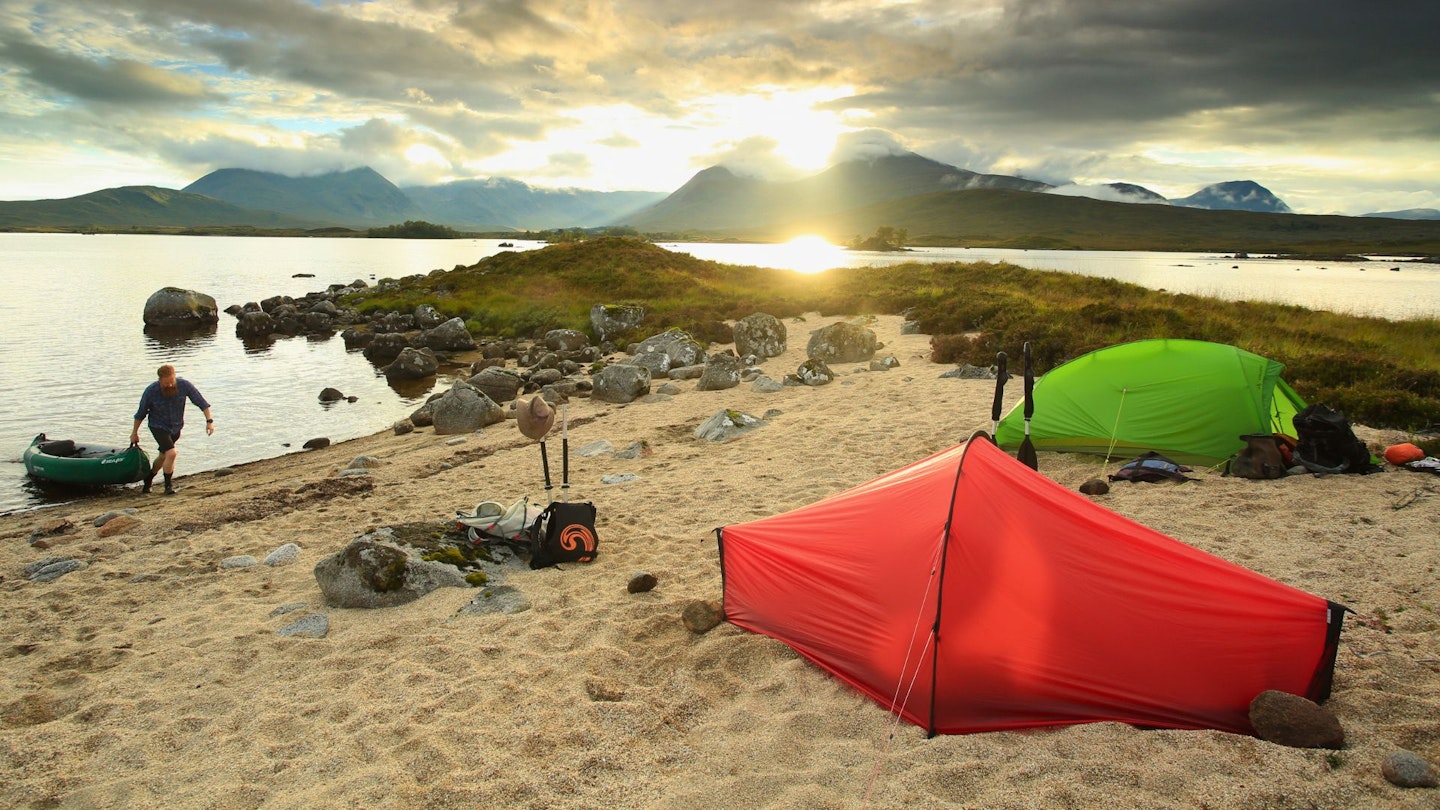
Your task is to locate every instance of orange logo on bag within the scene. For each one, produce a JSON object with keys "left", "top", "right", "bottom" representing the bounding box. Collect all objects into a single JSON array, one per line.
[{"left": 560, "top": 523, "right": 597, "bottom": 558}]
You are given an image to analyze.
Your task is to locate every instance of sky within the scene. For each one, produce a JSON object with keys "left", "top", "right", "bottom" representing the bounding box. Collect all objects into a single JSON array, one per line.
[{"left": 1, "top": 0, "right": 1437, "bottom": 215}]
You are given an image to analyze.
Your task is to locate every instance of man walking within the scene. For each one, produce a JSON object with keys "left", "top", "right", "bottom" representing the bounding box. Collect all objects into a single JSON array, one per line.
[{"left": 131, "top": 364, "right": 213, "bottom": 494}]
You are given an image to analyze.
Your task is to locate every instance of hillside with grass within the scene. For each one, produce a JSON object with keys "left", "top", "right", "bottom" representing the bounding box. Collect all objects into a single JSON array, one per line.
[
  {"left": 347, "top": 237, "right": 1440, "bottom": 432},
  {"left": 0, "top": 186, "right": 313, "bottom": 230},
  {"left": 794, "top": 189, "right": 1440, "bottom": 254}
]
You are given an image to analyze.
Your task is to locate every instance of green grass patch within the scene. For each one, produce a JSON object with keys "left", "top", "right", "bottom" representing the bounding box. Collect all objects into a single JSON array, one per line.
[{"left": 344, "top": 237, "right": 1440, "bottom": 430}]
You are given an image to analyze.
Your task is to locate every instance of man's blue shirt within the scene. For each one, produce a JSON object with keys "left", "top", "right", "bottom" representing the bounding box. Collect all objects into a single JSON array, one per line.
[{"left": 134, "top": 378, "right": 209, "bottom": 434}]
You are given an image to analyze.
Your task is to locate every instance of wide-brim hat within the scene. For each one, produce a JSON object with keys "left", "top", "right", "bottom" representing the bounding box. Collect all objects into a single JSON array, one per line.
[{"left": 516, "top": 395, "right": 556, "bottom": 441}]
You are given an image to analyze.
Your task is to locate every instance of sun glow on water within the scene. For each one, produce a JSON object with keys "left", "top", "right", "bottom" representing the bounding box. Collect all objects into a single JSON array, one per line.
[{"left": 777, "top": 235, "right": 847, "bottom": 274}]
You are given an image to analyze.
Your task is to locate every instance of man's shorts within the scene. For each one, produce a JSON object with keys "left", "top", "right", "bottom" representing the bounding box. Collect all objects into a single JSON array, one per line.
[{"left": 149, "top": 426, "right": 180, "bottom": 453}]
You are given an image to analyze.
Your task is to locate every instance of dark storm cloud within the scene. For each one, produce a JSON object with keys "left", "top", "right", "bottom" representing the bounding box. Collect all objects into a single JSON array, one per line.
[
  {"left": 119, "top": 0, "right": 526, "bottom": 112},
  {"left": 847, "top": 0, "right": 1440, "bottom": 145},
  {"left": 0, "top": 30, "right": 216, "bottom": 105}
]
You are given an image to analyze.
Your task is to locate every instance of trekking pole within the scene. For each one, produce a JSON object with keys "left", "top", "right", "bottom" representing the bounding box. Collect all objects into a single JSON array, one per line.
[
  {"left": 561, "top": 400, "right": 570, "bottom": 502},
  {"left": 539, "top": 440, "right": 553, "bottom": 494}
]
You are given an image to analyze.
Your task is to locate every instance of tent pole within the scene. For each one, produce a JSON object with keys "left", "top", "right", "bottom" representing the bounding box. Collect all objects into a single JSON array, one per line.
[{"left": 923, "top": 432, "right": 984, "bottom": 736}]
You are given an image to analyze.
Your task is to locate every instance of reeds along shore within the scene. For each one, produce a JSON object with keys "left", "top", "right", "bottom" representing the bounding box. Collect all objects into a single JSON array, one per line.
[{"left": 0, "top": 314, "right": 1437, "bottom": 809}]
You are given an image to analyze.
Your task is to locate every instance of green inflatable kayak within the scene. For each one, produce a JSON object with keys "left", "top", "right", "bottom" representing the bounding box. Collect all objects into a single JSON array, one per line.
[{"left": 23, "top": 433, "right": 151, "bottom": 486}]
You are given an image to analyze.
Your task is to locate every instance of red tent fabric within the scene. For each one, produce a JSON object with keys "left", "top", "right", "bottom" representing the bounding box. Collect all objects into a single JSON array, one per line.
[{"left": 719, "top": 435, "right": 1344, "bottom": 736}]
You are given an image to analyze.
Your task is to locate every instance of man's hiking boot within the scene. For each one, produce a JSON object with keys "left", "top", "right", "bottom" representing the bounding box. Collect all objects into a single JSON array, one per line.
[
  {"left": 142, "top": 470, "right": 155, "bottom": 494},
  {"left": 163, "top": 481, "right": 176, "bottom": 495}
]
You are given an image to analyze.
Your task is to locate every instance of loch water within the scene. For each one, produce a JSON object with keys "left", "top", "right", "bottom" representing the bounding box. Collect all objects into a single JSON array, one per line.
[{"left": 2, "top": 232, "right": 1437, "bottom": 514}]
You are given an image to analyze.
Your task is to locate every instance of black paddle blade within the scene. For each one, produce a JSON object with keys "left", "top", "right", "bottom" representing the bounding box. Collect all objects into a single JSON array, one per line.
[
  {"left": 990, "top": 351, "right": 1009, "bottom": 433},
  {"left": 1018, "top": 341, "right": 1038, "bottom": 469}
]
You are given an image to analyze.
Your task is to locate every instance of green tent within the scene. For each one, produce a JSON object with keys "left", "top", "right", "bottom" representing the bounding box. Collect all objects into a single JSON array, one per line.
[{"left": 995, "top": 339, "right": 1307, "bottom": 467}]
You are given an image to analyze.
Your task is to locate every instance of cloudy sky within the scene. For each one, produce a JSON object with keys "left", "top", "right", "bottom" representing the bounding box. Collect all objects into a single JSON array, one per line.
[{"left": 1, "top": 0, "right": 1436, "bottom": 215}]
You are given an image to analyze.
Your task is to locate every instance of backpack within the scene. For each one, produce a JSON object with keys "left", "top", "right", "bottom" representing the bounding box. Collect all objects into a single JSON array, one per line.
[
  {"left": 1227, "top": 433, "right": 1288, "bottom": 479},
  {"left": 1292, "top": 404, "right": 1377, "bottom": 474},
  {"left": 527, "top": 501, "right": 599, "bottom": 569},
  {"left": 1108, "top": 451, "right": 1197, "bottom": 483},
  {"left": 456, "top": 498, "right": 542, "bottom": 547}
]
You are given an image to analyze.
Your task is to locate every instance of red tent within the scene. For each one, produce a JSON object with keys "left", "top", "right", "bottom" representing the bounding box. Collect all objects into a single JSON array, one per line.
[{"left": 718, "top": 435, "right": 1344, "bottom": 736}]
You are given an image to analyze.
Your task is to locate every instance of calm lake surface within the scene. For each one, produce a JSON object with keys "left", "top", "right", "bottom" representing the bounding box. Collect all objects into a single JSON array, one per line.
[{"left": 3, "top": 232, "right": 1437, "bottom": 514}]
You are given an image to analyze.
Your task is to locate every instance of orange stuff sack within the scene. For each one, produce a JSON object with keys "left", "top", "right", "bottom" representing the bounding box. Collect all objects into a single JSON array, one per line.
[{"left": 1384, "top": 443, "right": 1425, "bottom": 465}]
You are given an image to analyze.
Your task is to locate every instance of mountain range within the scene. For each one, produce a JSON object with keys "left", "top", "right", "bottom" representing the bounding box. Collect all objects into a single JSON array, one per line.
[{"left": 1, "top": 153, "right": 1438, "bottom": 242}]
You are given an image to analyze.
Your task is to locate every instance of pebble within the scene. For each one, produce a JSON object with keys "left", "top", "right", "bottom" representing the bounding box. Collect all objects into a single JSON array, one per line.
[
  {"left": 627, "top": 572, "right": 658, "bottom": 593},
  {"left": 1382, "top": 750, "right": 1438, "bottom": 788},
  {"left": 577, "top": 440, "right": 615, "bottom": 457},
  {"left": 220, "top": 555, "right": 259, "bottom": 570},
  {"left": 264, "top": 543, "right": 301, "bottom": 567},
  {"left": 455, "top": 585, "right": 532, "bottom": 616},
  {"left": 614, "top": 441, "right": 652, "bottom": 460},
  {"left": 270, "top": 602, "right": 308, "bottom": 617},
  {"left": 93, "top": 508, "right": 138, "bottom": 527},
  {"left": 601, "top": 473, "right": 639, "bottom": 485},
  {"left": 277, "top": 613, "right": 329, "bottom": 639},
  {"left": 26, "top": 557, "right": 86, "bottom": 582}
]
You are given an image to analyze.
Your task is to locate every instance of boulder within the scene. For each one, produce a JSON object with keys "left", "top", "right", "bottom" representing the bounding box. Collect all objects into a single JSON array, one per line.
[
  {"left": 694, "top": 409, "right": 767, "bottom": 442},
  {"left": 300, "top": 311, "right": 334, "bottom": 335},
  {"left": 235, "top": 310, "right": 276, "bottom": 340},
  {"left": 633, "top": 328, "right": 705, "bottom": 369},
  {"left": 143, "top": 287, "right": 219, "bottom": 329},
  {"left": 260, "top": 295, "right": 290, "bottom": 313},
  {"left": 384, "top": 347, "right": 438, "bottom": 380},
  {"left": 733, "top": 312, "right": 787, "bottom": 359},
  {"left": 591, "top": 303, "right": 645, "bottom": 343},
  {"left": 592, "top": 364, "right": 652, "bottom": 404},
  {"left": 696, "top": 353, "right": 742, "bottom": 391},
  {"left": 807, "top": 321, "right": 877, "bottom": 363},
  {"left": 318, "top": 387, "right": 346, "bottom": 403},
  {"left": 313, "top": 533, "right": 468, "bottom": 609},
  {"left": 414, "top": 304, "right": 445, "bottom": 329},
  {"left": 794, "top": 358, "right": 835, "bottom": 386},
  {"left": 364, "top": 332, "right": 413, "bottom": 363},
  {"left": 431, "top": 381, "right": 505, "bottom": 435},
  {"left": 419, "top": 317, "right": 476, "bottom": 352},
  {"left": 628, "top": 352, "right": 672, "bottom": 376},
  {"left": 544, "top": 329, "right": 590, "bottom": 352},
  {"left": 467, "top": 366, "right": 525, "bottom": 404}
]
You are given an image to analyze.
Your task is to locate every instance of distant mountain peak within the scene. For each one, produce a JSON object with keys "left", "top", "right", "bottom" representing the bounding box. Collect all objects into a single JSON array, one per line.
[
  {"left": 1363, "top": 207, "right": 1440, "bottom": 221},
  {"left": 1170, "top": 180, "right": 1292, "bottom": 214}
]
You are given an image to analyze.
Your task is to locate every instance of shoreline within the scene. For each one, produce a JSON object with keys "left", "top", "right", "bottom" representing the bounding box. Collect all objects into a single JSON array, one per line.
[{"left": 2, "top": 314, "right": 1437, "bottom": 807}]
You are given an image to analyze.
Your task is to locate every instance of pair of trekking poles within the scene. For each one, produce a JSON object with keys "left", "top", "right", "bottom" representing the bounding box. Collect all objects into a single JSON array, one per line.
[{"left": 991, "top": 341, "right": 1039, "bottom": 470}]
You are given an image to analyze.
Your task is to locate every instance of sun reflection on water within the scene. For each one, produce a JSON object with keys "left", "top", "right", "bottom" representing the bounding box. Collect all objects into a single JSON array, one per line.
[{"left": 775, "top": 235, "right": 847, "bottom": 274}]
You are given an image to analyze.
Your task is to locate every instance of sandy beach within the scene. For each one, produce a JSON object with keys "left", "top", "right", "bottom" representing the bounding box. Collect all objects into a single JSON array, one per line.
[{"left": 2, "top": 314, "right": 1437, "bottom": 809}]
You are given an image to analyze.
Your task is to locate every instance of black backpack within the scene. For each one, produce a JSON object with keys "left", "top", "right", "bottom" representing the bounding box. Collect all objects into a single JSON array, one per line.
[
  {"left": 1292, "top": 404, "right": 1376, "bottom": 474},
  {"left": 527, "top": 501, "right": 599, "bottom": 569}
]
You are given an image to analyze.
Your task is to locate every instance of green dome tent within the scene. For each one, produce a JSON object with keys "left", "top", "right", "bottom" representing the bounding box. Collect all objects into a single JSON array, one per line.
[{"left": 995, "top": 339, "right": 1307, "bottom": 466}]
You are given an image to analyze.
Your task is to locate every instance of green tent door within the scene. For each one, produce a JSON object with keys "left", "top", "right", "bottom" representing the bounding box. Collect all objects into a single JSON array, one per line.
[{"left": 995, "top": 339, "right": 1306, "bottom": 466}]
